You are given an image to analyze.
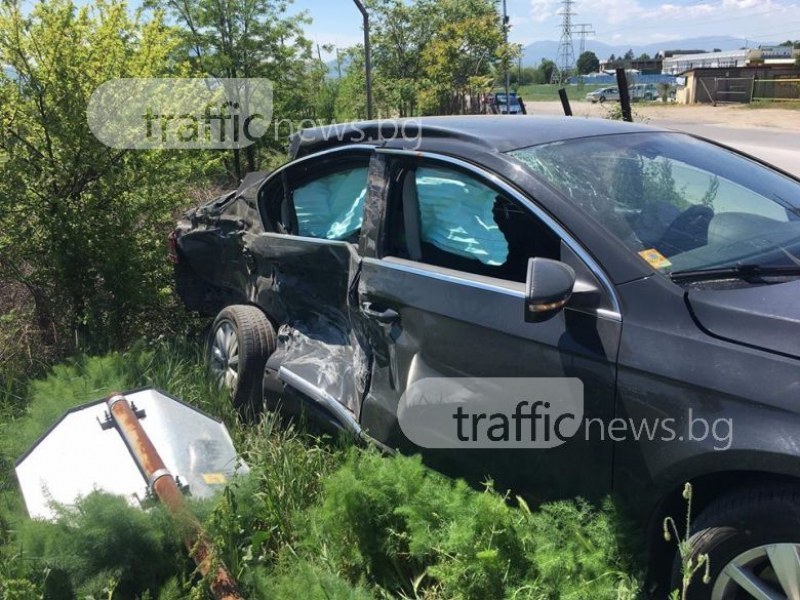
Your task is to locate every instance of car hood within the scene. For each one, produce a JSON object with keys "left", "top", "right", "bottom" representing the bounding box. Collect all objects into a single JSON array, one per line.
[{"left": 687, "top": 280, "right": 800, "bottom": 358}]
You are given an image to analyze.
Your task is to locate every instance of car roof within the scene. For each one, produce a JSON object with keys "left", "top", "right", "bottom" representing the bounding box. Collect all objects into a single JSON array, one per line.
[{"left": 290, "top": 115, "right": 667, "bottom": 158}]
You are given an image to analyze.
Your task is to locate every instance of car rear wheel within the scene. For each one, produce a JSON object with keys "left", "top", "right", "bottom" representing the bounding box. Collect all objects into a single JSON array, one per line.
[
  {"left": 671, "top": 486, "right": 800, "bottom": 599},
  {"left": 209, "top": 305, "right": 276, "bottom": 413}
]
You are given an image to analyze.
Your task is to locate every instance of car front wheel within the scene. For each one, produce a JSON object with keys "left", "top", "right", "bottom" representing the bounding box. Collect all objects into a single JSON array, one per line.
[
  {"left": 208, "top": 305, "right": 276, "bottom": 413},
  {"left": 599, "top": 96, "right": 606, "bottom": 103},
  {"left": 673, "top": 486, "right": 800, "bottom": 599}
]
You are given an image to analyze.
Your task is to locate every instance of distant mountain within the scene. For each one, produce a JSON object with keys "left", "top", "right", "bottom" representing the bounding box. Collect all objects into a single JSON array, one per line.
[
  {"left": 521, "top": 36, "right": 775, "bottom": 65},
  {"left": 325, "top": 55, "right": 353, "bottom": 79}
]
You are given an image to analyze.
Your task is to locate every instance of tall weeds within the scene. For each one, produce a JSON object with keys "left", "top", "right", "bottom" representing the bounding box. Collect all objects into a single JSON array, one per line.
[{"left": 0, "top": 345, "right": 643, "bottom": 599}]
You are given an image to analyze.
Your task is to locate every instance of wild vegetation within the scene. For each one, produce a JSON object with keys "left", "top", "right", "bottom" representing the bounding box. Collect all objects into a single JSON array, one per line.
[
  {"left": 0, "top": 0, "right": 671, "bottom": 597},
  {"left": 0, "top": 344, "right": 644, "bottom": 599}
]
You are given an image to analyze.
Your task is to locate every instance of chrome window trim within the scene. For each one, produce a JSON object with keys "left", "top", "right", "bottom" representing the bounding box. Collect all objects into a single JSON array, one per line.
[
  {"left": 364, "top": 257, "right": 621, "bottom": 322},
  {"left": 375, "top": 147, "right": 622, "bottom": 321},
  {"left": 270, "top": 143, "right": 376, "bottom": 178},
  {"left": 365, "top": 256, "right": 526, "bottom": 299}
]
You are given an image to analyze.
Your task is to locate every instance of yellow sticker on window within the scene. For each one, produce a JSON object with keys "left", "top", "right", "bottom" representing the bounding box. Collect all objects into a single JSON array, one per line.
[
  {"left": 202, "top": 473, "right": 227, "bottom": 485},
  {"left": 638, "top": 249, "right": 672, "bottom": 270}
]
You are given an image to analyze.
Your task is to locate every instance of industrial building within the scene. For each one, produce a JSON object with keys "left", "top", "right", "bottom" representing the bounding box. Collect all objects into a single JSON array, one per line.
[
  {"left": 668, "top": 46, "right": 799, "bottom": 104},
  {"left": 663, "top": 46, "right": 797, "bottom": 74}
]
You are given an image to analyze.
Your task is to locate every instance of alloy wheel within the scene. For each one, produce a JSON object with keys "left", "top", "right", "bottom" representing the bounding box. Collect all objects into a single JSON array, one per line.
[
  {"left": 712, "top": 543, "right": 800, "bottom": 600},
  {"left": 210, "top": 320, "right": 240, "bottom": 392}
]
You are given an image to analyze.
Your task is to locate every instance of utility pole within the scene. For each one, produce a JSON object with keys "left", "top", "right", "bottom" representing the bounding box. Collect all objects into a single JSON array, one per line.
[
  {"left": 502, "top": 0, "right": 511, "bottom": 114},
  {"left": 551, "top": 0, "right": 576, "bottom": 85},
  {"left": 573, "top": 23, "right": 595, "bottom": 56},
  {"left": 352, "top": 0, "right": 373, "bottom": 120}
]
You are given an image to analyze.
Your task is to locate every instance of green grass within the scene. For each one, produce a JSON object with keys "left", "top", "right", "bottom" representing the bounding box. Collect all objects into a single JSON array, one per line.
[
  {"left": 748, "top": 99, "right": 800, "bottom": 110},
  {"left": 517, "top": 83, "right": 608, "bottom": 103},
  {"left": 0, "top": 344, "right": 645, "bottom": 599}
]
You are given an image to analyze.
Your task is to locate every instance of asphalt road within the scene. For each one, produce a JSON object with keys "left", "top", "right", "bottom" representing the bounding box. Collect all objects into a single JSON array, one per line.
[
  {"left": 650, "top": 119, "right": 800, "bottom": 178},
  {"left": 525, "top": 101, "right": 800, "bottom": 177}
]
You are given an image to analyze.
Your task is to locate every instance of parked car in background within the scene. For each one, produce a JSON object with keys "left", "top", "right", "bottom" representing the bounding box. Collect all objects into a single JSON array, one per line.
[
  {"left": 493, "top": 92, "right": 524, "bottom": 114},
  {"left": 630, "top": 83, "right": 658, "bottom": 101},
  {"left": 173, "top": 116, "right": 800, "bottom": 599},
  {"left": 586, "top": 87, "right": 620, "bottom": 103}
]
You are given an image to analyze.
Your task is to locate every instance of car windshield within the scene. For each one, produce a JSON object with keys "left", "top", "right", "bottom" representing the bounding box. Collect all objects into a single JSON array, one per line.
[{"left": 510, "top": 132, "right": 800, "bottom": 278}]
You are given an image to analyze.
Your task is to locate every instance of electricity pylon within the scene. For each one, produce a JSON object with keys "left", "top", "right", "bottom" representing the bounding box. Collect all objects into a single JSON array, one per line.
[
  {"left": 573, "top": 23, "right": 596, "bottom": 56},
  {"left": 551, "top": 0, "right": 576, "bottom": 85}
]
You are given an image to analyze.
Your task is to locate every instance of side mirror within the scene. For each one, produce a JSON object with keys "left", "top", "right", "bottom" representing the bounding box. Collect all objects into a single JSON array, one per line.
[{"left": 525, "top": 258, "right": 576, "bottom": 323}]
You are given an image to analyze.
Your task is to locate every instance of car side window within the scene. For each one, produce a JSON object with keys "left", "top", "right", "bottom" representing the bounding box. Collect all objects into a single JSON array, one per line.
[
  {"left": 384, "top": 165, "right": 560, "bottom": 283},
  {"left": 289, "top": 166, "right": 369, "bottom": 241}
]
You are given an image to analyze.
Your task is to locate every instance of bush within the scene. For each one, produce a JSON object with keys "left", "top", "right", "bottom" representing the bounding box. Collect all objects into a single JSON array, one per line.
[
  {"left": 13, "top": 493, "right": 186, "bottom": 599},
  {"left": 244, "top": 560, "right": 374, "bottom": 600},
  {"left": 306, "top": 450, "right": 641, "bottom": 599},
  {"left": 0, "top": 346, "right": 643, "bottom": 599},
  {"left": 0, "top": 0, "right": 214, "bottom": 362}
]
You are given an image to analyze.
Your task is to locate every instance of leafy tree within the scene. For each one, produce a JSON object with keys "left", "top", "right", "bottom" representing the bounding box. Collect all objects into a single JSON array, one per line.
[
  {"left": 366, "top": 0, "right": 439, "bottom": 117},
  {"left": 608, "top": 53, "right": 616, "bottom": 62},
  {"left": 348, "top": 0, "right": 509, "bottom": 117},
  {"left": 637, "top": 52, "right": 651, "bottom": 60},
  {"left": 148, "top": 0, "right": 315, "bottom": 177},
  {"left": 510, "top": 66, "right": 539, "bottom": 86},
  {"left": 0, "top": 0, "right": 200, "bottom": 353},
  {"left": 623, "top": 48, "right": 635, "bottom": 60},
  {"left": 420, "top": 1, "right": 506, "bottom": 115},
  {"left": 539, "top": 58, "right": 556, "bottom": 84},
  {"left": 576, "top": 51, "right": 600, "bottom": 74}
]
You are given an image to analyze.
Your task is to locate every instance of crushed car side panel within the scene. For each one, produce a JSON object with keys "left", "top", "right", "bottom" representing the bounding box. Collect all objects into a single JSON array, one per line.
[
  {"left": 173, "top": 172, "right": 269, "bottom": 315},
  {"left": 251, "top": 235, "right": 369, "bottom": 418},
  {"left": 248, "top": 151, "right": 379, "bottom": 422}
]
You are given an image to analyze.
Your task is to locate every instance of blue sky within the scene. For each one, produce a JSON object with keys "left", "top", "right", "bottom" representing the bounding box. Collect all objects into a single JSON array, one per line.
[{"left": 294, "top": 0, "right": 800, "bottom": 55}]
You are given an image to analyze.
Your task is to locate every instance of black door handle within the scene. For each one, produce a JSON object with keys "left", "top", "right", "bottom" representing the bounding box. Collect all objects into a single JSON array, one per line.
[{"left": 361, "top": 302, "right": 400, "bottom": 323}]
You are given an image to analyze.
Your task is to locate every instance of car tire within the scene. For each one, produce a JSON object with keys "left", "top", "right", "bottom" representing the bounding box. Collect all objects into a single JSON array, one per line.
[
  {"left": 208, "top": 305, "right": 276, "bottom": 413},
  {"left": 599, "top": 96, "right": 606, "bottom": 104},
  {"left": 670, "top": 486, "right": 800, "bottom": 599}
]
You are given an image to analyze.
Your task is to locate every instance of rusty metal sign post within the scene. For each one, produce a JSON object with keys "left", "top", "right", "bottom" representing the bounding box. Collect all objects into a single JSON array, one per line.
[
  {"left": 107, "top": 394, "right": 243, "bottom": 600},
  {"left": 16, "top": 388, "right": 247, "bottom": 600}
]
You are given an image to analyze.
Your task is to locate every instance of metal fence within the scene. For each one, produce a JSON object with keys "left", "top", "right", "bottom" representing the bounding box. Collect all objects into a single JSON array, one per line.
[
  {"left": 753, "top": 78, "right": 800, "bottom": 101},
  {"left": 696, "top": 77, "right": 754, "bottom": 104}
]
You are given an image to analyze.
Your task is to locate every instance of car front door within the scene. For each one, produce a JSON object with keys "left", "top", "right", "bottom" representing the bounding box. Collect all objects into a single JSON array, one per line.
[
  {"left": 356, "top": 151, "right": 622, "bottom": 502},
  {"left": 250, "top": 148, "right": 374, "bottom": 422}
]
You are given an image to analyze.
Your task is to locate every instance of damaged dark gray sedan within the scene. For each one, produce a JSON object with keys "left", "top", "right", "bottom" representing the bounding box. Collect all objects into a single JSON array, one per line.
[{"left": 172, "top": 116, "right": 800, "bottom": 599}]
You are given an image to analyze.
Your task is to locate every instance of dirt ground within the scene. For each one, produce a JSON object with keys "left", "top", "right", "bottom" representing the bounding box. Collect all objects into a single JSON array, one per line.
[{"left": 528, "top": 100, "right": 800, "bottom": 132}]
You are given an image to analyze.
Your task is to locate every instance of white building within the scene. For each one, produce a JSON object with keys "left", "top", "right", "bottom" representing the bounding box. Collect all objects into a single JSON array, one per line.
[{"left": 662, "top": 50, "right": 755, "bottom": 75}]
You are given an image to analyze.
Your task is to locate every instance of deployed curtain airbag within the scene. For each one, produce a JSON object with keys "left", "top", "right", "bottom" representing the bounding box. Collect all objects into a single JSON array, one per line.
[
  {"left": 294, "top": 167, "right": 368, "bottom": 240},
  {"left": 416, "top": 168, "right": 509, "bottom": 266}
]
